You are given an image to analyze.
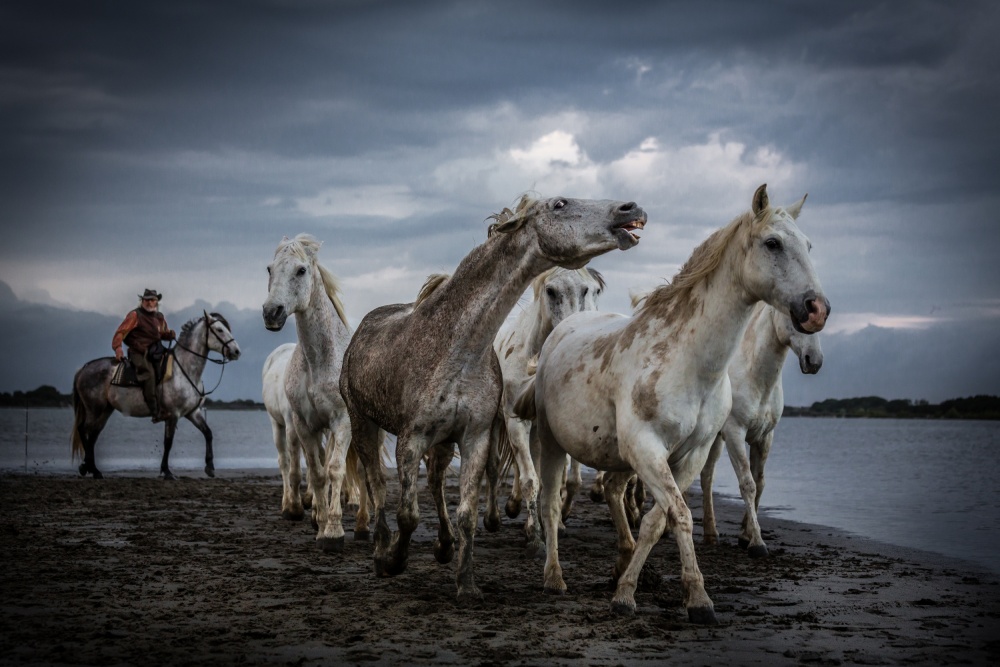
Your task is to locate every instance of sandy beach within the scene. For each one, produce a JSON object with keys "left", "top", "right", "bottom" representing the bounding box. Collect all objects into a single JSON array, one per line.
[{"left": 1, "top": 469, "right": 997, "bottom": 666}]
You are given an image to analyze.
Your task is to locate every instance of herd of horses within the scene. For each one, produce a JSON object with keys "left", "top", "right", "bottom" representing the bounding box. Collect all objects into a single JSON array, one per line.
[{"left": 70, "top": 185, "right": 829, "bottom": 625}]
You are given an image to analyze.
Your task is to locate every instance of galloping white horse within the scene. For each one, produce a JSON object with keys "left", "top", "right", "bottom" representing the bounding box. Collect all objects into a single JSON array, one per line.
[
  {"left": 72, "top": 312, "right": 241, "bottom": 480},
  {"left": 494, "top": 266, "right": 604, "bottom": 547},
  {"left": 699, "top": 302, "right": 823, "bottom": 557},
  {"left": 262, "top": 234, "right": 371, "bottom": 551},
  {"left": 516, "top": 185, "right": 829, "bottom": 624}
]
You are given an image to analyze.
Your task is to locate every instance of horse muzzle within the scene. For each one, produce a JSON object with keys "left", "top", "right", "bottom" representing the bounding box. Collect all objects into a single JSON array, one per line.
[
  {"left": 798, "top": 351, "right": 823, "bottom": 374},
  {"left": 790, "top": 293, "right": 830, "bottom": 334},
  {"left": 262, "top": 304, "right": 287, "bottom": 331}
]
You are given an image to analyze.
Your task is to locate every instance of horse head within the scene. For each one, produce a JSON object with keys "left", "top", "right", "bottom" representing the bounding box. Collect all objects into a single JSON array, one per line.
[
  {"left": 535, "top": 267, "right": 605, "bottom": 329},
  {"left": 741, "top": 184, "right": 830, "bottom": 335},
  {"left": 263, "top": 234, "right": 321, "bottom": 331},
  {"left": 490, "top": 196, "right": 647, "bottom": 269},
  {"left": 205, "top": 310, "right": 241, "bottom": 361},
  {"left": 768, "top": 304, "right": 823, "bottom": 374}
]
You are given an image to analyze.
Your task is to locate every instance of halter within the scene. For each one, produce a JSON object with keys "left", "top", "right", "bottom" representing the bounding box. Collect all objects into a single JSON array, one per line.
[{"left": 169, "top": 313, "right": 235, "bottom": 397}]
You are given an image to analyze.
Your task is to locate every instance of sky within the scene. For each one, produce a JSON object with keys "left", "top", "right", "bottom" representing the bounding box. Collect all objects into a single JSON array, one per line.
[{"left": 1, "top": 0, "right": 998, "bottom": 404}]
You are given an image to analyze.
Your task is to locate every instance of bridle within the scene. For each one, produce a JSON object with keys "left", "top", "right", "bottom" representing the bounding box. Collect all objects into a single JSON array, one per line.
[{"left": 168, "top": 313, "right": 236, "bottom": 397}]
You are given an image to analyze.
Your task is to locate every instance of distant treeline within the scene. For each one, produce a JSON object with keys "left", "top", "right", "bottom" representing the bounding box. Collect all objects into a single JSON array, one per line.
[
  {"left": 783, "top": 395, "right": 1000, "bottom": 420},
  {"left": 0, "top": 385, "right": 264, "bottom": 410}
]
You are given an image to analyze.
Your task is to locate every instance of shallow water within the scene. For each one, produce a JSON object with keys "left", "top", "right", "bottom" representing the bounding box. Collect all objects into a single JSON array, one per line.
[{"left": 2, "top": 409, "right": 998, "bottom": 574}]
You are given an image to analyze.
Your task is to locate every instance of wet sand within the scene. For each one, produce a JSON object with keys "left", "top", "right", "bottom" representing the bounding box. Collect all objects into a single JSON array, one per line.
[{"left": 1, "top": 469, "right": 998, "bottom": 666}]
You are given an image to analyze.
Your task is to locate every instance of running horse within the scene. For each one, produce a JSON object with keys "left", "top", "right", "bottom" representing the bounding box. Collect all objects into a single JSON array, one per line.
[
  {"left": 71, "top": 312, "right": 241, "bottom": 480},
  {"left": 516, "top": 185, "right": 829, "bottom": 624}
]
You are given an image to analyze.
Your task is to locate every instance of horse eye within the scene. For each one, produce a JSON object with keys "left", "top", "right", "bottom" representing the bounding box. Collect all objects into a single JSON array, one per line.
[
  {"left": 296, "top": 266, "right": 307, "bottom": 276},
  {"left": 764, "top": 238, "right": 782, "bottom": 251},
  {"left": 553, "top": 199, "right": 567, "bottom": 210},
  {"left": 546, "top": 287, "right": 558, "bottom": 299}
]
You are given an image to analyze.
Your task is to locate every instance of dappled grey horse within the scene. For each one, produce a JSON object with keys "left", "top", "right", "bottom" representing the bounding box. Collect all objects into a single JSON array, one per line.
[{"left": 71, "top": 312, "right": 240, "bottom": 480}]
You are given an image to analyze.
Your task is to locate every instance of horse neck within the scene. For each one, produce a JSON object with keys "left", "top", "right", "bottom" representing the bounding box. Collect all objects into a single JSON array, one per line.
[
  {"left": 736, "top": 305, "right": 791, "bottom": 390},
  {"left": 420, "top": 230, "right": 553, "bottom": 358},
  {"left": 174, "top": 323, "right": 209, "bottom": 381},
  {"left": 294, "top": 272, "right": 350, "bottom": 371}
]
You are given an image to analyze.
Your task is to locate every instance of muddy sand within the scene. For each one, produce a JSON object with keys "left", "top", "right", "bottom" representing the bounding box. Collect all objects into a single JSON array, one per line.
[{"left": 1, "top": 469, "right": 998, "bottom": 666}]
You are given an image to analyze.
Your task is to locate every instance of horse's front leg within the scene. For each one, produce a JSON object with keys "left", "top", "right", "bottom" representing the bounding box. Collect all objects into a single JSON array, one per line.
[
  {"left": 320, "top": 416, "right": 354, "bottom": 552},
  {"left": 589, "top": 470, "right": 606, "bottom": 503},
  {"left": 347, "top": 417, "right": 389, "bottom": 574},
  {"left": 700, "top": 433, "right": 725, "bottom": 545},
  {"left": 537, "top": 418, "right": 568, "bottom": 595},
  {"left": 722, "top": 422, "right": 767, "bottom": 558},
  {"left": 426, "top": 441, "right": 456, "bottom": 564},
  {"left": 745, "top": 430, "right": 774, "bottom": 552},
  {"left": 378, "top": 432, "right": 428, "bottom": 578},
  {"left": 507, "top": 416, "right": 543, "bottom": 557},
  {"left": 614, "top": 432, "right": 716, "bottom": 625},
  {"left": 185, "top": 408, "right": 215, "bottom": 478},
  {"left": 603, "top": 471, "right": 637, "bottom": 582},
  {"left": 295, "top": 420, "right": 333, "bottom": 552},
  {"left": 454, "top": 423, "right": 492, "bottom": 603},
  {"left": 160, "top": 419, "right": 178, "bottom": 480}
]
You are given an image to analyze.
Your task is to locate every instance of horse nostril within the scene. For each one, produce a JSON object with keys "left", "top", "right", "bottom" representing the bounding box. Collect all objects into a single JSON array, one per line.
[{"left": 618, "top": 201, "right": 636, "bottom": 212}]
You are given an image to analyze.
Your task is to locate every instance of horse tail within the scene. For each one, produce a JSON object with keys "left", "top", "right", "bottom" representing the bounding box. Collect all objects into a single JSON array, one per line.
[
  {"left": 70, "top": 375, "right": 86, "bottom": 461},
  {"left": 512, "top": 375, "right": 537, "bottom": 422},
  {"left": 494, "top": 412, "right": 515, "bottom": 481},
  {"left": 344, "top": 441, "right": 362, "bottom": 506}
]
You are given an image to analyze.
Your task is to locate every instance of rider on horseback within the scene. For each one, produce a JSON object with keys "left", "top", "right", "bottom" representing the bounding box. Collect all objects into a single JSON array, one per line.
[{"left": 112, "top": 289, "right": 176, "bottom": 422}]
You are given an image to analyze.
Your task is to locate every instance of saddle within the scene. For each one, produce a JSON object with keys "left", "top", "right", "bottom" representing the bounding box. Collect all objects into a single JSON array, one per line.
[{"left": 110, "top": 355, "right": 174, "bottom": 388}]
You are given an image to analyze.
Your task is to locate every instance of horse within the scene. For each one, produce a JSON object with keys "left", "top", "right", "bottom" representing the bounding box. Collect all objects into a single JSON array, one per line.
[
  {"left": 71, "top": 311, "right": 241, "bottom": 480},
  {"left": 515, "top": 184, "right": 829, "bottom": 624},
  {"left": 340, "top": 195, "right": 647, "bottom": 602},
  {"left": 698, "top": 301, "right": 823, "bottom": 557},
  {"left": 494, "top": 266, "right": 605, "bottom": 544},
  {"left": 262, "top": 234, "right": 374, "bottom": 551}
]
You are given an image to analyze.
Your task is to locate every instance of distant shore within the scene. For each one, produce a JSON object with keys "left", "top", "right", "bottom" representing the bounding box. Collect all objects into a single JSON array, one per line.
[{"left": 1, "top": 468, "right": 997, "bottom": 665}]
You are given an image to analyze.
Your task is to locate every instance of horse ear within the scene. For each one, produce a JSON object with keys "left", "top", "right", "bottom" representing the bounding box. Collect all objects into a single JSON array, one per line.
[
  {"left": 203, "top": 309, "right": 209, "bottom": 320},
  {"left": 752, "top": 184, "right": 769, "bottom": 216},
  {"left": 281, "top": 235, "right": 290, "bottom": 242},
  {"left": 785, "top": 193, "right": 808, "bottom": 220}
]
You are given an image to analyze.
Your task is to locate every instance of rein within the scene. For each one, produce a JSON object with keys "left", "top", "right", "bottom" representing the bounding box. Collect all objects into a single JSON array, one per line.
[{"left": 168, "top": 316, "right": 234, "bottom": 397}]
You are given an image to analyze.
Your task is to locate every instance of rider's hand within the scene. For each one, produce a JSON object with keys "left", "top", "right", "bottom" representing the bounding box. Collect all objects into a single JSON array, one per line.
[
  {"left": 114, "top": 348, "right": 123, "bottom": 361},
  {"left": 162, "top": 329, "right": 176, "bottom": 341}
]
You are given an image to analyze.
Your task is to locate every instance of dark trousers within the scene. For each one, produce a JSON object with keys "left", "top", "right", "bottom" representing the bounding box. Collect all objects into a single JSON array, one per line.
[{"left": 128, "top": 349, "right": 159, "bottom": 413}]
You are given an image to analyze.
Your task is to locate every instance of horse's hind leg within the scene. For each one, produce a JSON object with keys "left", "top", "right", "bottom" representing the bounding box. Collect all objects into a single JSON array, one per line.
[
  {"left": 483, "top": 422, "right": 502, "bottom": 533},
  {"left": 589, "top": 470, "right": 606, "bottom": 503},
  {"left": 80, "top": 430, "right": 105, "bottom": 479},
  {"left": 378, "top": 431, "right": 429, "bottom": 578},
  {"left": 426, "top": 441, "right": 456, "bottom": 564},
  {"left": 186, "top": 409, "right": 215, "bottom": 478},
  {"left": 160, "top": 420, "right": 178, "bottom": 480},
  {"left": 560, "top": 456, "right": 582, "bottom": 527},
  {"left": 604, "top": 471, "right": 636, "bottom": 582}
]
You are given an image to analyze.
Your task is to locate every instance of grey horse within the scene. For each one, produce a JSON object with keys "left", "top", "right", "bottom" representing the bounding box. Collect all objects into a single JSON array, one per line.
[
  {"left": 71, "top": 312, "right": 241, "bottom": 480},
  {"left": 340, "top": 194, "right": 647, "bottom": 602}
]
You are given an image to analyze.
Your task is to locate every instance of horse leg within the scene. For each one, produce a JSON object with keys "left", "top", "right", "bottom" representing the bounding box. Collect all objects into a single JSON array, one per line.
[
  {"left": 454, "top": 422, "right": 492, "bottom": 603},
  {"left": 82, "top": 430, "right": 104, "bottom": 479},
  {"left": 700, "top": 433, "right": 725, "bottom": 545},
  {"left": 426, "top": 441, "right": 456, "bottom": 564},
  {"left": 348, "top": 417, "right": 390, "bottom": 575},
  {"left": 483, "top": 421, "right": 502, "bottom": 534},
  {"left": 347, "top": 444, "right": 371, "bottom": 540},
  {"left": 537, "top": 417, "right": 568, "bottom": 594},
  {"left": 159, "top": 419, "right": 178, "bottom": 480},
  {"left": 560, "top": 457, "right": 582, "bottom": 526},
  {"left": 604, "top": 471, "right": 636, "bottom": 582},
  {"left": 378, "top": 431, "right": 428, "bottom": 578},
  {"left": 722, "top": 422, "right": 766, "bottom": 557},
  {"left": 275, "top": 420, "right": 304, "bottom": 520},
  {"left": 508, "top": 417, "right": 543, "bottom": 556},
  {"left": 318, "top": 416, "right": 353, "bottom": 552},
  {"left": 505, "top": 458, "right": 522, "bottom": 518},
  {"left": 185, "top": 408, "right": 214, "bottom": 478},
  {"left": 297, "top": 423, "right": 334, "bottom": 552},
  {"left": 747, "top": 430, "right": 774, "bottom": 549},
  {"left": 589, "top": 470, "right": 606, "bottom": 503}
]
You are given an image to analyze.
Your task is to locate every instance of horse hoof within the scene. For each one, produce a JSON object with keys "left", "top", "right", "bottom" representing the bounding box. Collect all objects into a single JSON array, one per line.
[
  {"left": 557, "top": 525, "right": 567, "bottom": 539},
  {"left": 483, "top": 514, "right": 501, "bottom": 534},
  {"left": 281, "top": 509, "right": 304, "bottom": 521},
  {"left": 317, "top": 536, "right": 344, "bottom": 553},
  {"left": 589, "top": 490, "right": 605, "bottom": 503},
  {"left": 93, "top": 470, "right": 104, "bottom": 480},
  {"left": 524, "top": 539, "right": 544, "bottom": 560},
  {"left": 78, "top": 464, "right": 87, "bottom": 477},
  {"left": 610, "top": 599, "right": 635, "bottom": 616},
  {"left": 456, "top": 586, "right": 484, "bottom": 605},
  {"left": 505, "top": 499, "right": 522, "bottom": 519},
  {"left": 687, "top": 606, "right": 718, "bottom": 625},
  {"left": 354, "top": 529, "right": 371, "bottom": 542},
  {"left": 747, "top": 544, "right": 769, "bottom": 559},
  {"left": 205, "top": 467, "right": 215, "bottom": 478},
  {"left": 311, "top": 515, "right": 319, "bottom": 531},
  {"left": 434, "top": 540, "right": 455, "bottom": 564},
  {"left": 737, "top": 537, "right": 750, "bottom": 550},
  {"left": 543, "top": 586, "right": 567, "bottom": 596},
  {"left": 161, "top": 472, "right": 175, "bottom": 481},
  {"left": 375, "top": 557, "right": 407, "bottom": 578}
]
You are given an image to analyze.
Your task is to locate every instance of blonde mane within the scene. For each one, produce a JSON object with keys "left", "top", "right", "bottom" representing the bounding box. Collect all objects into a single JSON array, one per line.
[
  {"left": 486, "top": 194, "right": 540, "bottom": 237},
  {"left": 277, "top": 234, "right": 349, "bottom": 327},
  {"left": 636, "top": 207, "right": 773, "bottom": 319},
  {"left": 530, "top": 267, "right": 606, "bottom": 300},
  {"left": 414, "top": 273, "right": 450, "bottom": 307}
]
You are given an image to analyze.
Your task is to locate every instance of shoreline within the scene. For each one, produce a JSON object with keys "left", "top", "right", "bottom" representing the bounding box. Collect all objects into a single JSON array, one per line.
[{"left": 2, "top": 470, "right": 998, "bottom": 665}]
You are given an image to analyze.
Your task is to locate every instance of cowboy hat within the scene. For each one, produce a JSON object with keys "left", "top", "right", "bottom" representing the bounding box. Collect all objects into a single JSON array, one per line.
[{"left": 139, "top": 288, "right": 163, "bottom": 301}]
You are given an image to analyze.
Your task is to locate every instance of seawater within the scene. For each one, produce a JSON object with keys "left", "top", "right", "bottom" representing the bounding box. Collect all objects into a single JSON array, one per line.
[{"left": 2, "top": 409, "right": 998, "bottom": 575}]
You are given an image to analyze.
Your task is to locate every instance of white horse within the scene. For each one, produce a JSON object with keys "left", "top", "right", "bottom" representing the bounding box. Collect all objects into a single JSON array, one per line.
[
  {"left": 72, "top": 312, "right": 241, "bottom": 480},
  {"left": 262, "top": 234, "right": 371, "bottom": 551},
  {"left": 516, "top": 185, "right": 829, "bottom": 624},
  {"left": 494, "top": 266, "right": 604, "bottom": 546},
  {"left": 699, "top": 302, "right": 823, "bottom": 557}
]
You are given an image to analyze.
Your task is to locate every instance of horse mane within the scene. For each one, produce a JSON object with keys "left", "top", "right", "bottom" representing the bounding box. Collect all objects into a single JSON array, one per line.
[
  {"left": 486, "top": 194, "right": 540, "bottom": 237},
  {"left": 636, "top": 207, "right": 773, "bottom": 319},
  {"left": 277, "top": 233, "right": 349, "bottom": 327},
  {"left": 415, "top": 273, "right": 450, "bottom": 307},
  {"left": 178, "top": 312, "right": 233, "bottom": 346},
  {"left": 530, "top": 267, "right": 606, "bottom": 301}
]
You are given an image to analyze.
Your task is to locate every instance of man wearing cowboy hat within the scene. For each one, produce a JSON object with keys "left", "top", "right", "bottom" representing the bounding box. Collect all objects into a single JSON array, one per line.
[{"left": 112, "top": 289, "right": 176, "bottom": 422}]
